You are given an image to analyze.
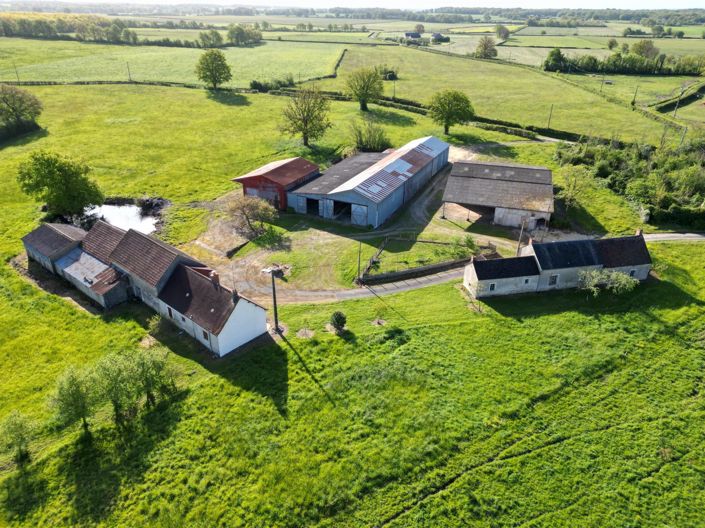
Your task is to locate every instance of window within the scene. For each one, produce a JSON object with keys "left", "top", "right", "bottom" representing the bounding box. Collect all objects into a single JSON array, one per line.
[
  {"left": 524, "top": 278, "right": 530, "bottom": 284},
  {"left": 167, "top": 307, "right": 173, "bottom": 319},
  {"left": 549, "top": 274, "right": 559, "bottom": 286},
  {"left": 202, "top": 330, "right": 209, "bottom": 341},
  {"left": 489, "top": 283, "right": 496, "bottom": 291},
  {"left": 181, "top": 316, "right": 186, "bottom": 322},
  {"left": 629, "top": 269, "right": 636, "bottom": 277}
]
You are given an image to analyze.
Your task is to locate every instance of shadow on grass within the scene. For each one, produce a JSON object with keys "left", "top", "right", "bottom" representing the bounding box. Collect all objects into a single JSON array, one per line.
[
  {"left": 205, "top": 90, "right": 251, "bottom": 106},
  {"left": 553, "top": 193, "right": 608, "bottom": 235},
  {"left": 0, "top": 127, "right": 48, "bottom": 150},
  {"left": 56, "top": 392, "right": 186, "bottom": 523},
  {"left": 280, "top": 334, "right": 336, "bottom": 407},
  {"left": 0, "top": 466, "right": 48, "bottom": 522},
  {"left": 367, "top": 107, "right": 416, "bottom": 127}
]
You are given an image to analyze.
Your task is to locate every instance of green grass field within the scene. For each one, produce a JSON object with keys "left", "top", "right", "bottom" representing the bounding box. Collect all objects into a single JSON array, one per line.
[
  {"left": 674, "top": 96, "right": 705, "bottom": 126},
  {"left": 448, "top": 24, "right": 524, "bottom": 34},
  {"left": 313, "top": 45, "right": 669, "bottom": 143},
  {"left": 584, "top": 36, "right": 705, "bottom": 56},
  {"left": 503, "top": 35, "right": 607, "bottom": 48},
  {"left": 133, "top": 28, "right": 382, "bottom": 45},
  {"left": 0, "top": 37, "right": 344, "bottom": 86}
]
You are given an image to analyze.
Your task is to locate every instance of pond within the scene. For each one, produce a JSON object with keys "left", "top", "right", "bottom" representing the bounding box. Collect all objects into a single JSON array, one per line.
[{"left": 86, "top": 204, "right": 158, "bottom": 234}]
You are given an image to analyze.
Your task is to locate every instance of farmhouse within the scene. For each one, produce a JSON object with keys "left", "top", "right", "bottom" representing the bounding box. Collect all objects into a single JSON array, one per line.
[
  {"left": 443, "top": 161, "right": 554, "bottom": 230},
  {"left": 22, "top": 220, "right": 267, "bottom": 356},
  {"left": 233, "top": 157, "right": 320, "bottom": 211},
  {"left": 464, "top": 233, "right": 652, "bottom": 298},
  {"left": 404, "top": 31, "right": 422, "bottom": 39},
  {"left": 289, "top": 136, "right": 450, "bottom": 228}
]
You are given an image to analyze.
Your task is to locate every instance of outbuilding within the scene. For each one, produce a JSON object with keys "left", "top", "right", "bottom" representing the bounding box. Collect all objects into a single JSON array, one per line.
[
  {"left": 289, "top": 137, "right": 450, "bottom": 228},
  {"left": 443, "top": 161, "right": 554, "bottom": 230},
  {"left": 55, "top": 247, "right": 129, "bottom": 308},
  {"left": 21, "top": 223, "right": 87, "bottom": 273},
  {"left": 233, "top": 157, "right": 319, "bottom": 211}
]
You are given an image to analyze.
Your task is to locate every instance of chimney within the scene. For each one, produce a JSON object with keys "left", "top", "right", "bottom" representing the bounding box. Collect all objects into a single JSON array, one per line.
[
  {"left": 528, "top": 237, "right": 534, "bottom": 245},
  {"left": 209, "top": 270, "right": 220, "bottom": 287},
  {"left": 635, "top": 228, "right": 643, "bottom": 236}
]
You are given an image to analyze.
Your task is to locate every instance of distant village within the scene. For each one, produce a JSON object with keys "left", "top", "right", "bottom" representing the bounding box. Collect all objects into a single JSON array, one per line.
[{"left": 23, "top": 136, "right": 652, "bottom": 356}]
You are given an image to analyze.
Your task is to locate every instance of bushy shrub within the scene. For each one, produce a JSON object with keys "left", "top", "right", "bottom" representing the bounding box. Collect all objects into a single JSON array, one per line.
[
  {"left": 330, "top": 311, "right": 347, "bottom": 333},
  {"left": 349, "top": 119, "right": 391, "bottom": 152}
]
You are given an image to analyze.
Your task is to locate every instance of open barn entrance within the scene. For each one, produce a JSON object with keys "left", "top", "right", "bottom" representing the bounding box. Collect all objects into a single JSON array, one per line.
[
  {"left": 306, "top": 198, "right": 320, "bottom": 216},
  {"left": 332, "top": 200, "right": 352, "bottom": 223}
]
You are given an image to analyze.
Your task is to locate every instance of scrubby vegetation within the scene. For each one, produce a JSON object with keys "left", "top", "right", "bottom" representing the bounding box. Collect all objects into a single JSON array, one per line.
[{"left": 556, "top": 135, "right": 705, "bottom": 227}]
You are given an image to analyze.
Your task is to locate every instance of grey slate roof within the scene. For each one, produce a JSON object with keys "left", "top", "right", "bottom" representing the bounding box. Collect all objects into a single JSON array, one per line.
[
  {"left": 531, "top": 235, "right": 651, "bottom": 271},
  {"left": 473, "top": 256, "right": 540, "bottom": 280},
  {"left": 531, "top": 239, "right": 601, "bottom": 270},
  {"left": 157, "top": 264, "right": 237, "bottom": 335},
  {"left": 22, "top": 223, "right": 86, "bottom": 259},
  {"left": 292, "top": 153, "right": 386, "bottom": 195},
  {"left": 443, "top": 161, "right": 554, "bottom": 213},
  {"left": 594, "top": 235, "right": 652, "bottom": 268}
]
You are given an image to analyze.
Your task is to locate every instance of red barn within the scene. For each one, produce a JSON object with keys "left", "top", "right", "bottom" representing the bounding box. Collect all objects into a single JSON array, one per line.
[{"left": 233, "top": 157, "right": 319, "bottom": 211}]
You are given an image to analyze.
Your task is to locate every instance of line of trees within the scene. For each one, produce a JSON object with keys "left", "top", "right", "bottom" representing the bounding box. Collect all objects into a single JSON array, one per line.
[
  {"left": 543, "top": 44, "right": 705, "bottom": 75},
  {"left": 0, "top": 13, "right": 139, "bottom": 44},
  {"left": 1, "top": 348, "right": 176, "bottom": 468}
]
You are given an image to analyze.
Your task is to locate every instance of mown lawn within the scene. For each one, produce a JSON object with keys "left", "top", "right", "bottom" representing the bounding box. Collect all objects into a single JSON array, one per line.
[
  {"left": 1, "top": 241, "right": 704, "bottom": 527},
  {"left": 0, "top": 37, "right": 344, "bottom": 86},
  {"left": 313, "top": 45, "right": 668, "bottom": 144}
]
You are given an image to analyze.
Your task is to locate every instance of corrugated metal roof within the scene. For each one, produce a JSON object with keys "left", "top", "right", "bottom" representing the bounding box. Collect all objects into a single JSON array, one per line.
[
  {"left": 292, "top": 153, "right": 386, "bottom": 195},
  {"left": 330, "top": 136, "right": 449, "bottom": 203},
  {"left": 56, "top": 247, "right": 111, "bottom": 288},
  {"left": 233, "top": 157, "right": 319, "bottom": 189},
  {"left": 22, "top": 223, "right": 86, "bottom": 258}
]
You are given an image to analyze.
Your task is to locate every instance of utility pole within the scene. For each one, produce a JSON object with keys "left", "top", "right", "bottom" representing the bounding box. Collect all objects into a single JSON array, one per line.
[
  {"left": 270, "top": 270, "right": 279, "bottom": 333},
  {"left": 679, "top": 126, "right": 688, "bottom": 146},
  {"left": 393, "top": 79, "right": 396, "bottom": 100},
  {"left": 126, "top": 62, "right": 132, "bottom": 82},
  {"left": 600, "top": 74, "right": 605, "bottom": 93},
  {"left": 516, "top": 219, "right": 526, "bottom": 256},
  {"left": 546, "top": 103, "right": 554, "bottom": 130},
  {"left": 13, "top": 62, "right": 19, "bottom": 82},
  {"left": 631, "top": 85, "right": 639, "bottom": 106}
]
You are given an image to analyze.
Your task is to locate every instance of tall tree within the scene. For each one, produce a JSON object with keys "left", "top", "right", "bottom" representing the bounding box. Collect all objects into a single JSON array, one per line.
[
  {"left": 0, "top": 85, "right": 43, "bottom": 131},
  {"left": 607, "top": 38, "right": 618, "bottom": 50},
  {"left": 51, "top": 366, "right": 95, "bottom": 434},
  {"left": 280, "top": 86, "right": 331, "bottom": 147},
  {"left": 227, "top": 24, "right": 245, "bottom": 46},
  {"left": 95, "top": 353, "right": 140, "bottom": 429},
  {"left": 631, "top": 39, "right": 660, "bottom": 59},
  {"left": 134, "top": 350, "right": 175, "bottom": 408},
  {"left": 474, "top": 36, "right": 498, "bottom": 59},
  {"left": 414, "top": 24, "right": 425, "bottom": 34},
  {"left": 428, "top": 90, "right": 475, "bottom": 135},
  {"left": 345, "top": 67, "right": 383, "bottom": 112},
  {"left": 198, "top": 29, "right": 223, "bottom": 48},
  {"left": 195, "top": 49, "right": 232, "bottom": 89},
  {"left": 17, "top": 151, "right": 104, "bottom": 216},
  {"left": 495, "top": 24, "right": 510, "bottom": 39}
]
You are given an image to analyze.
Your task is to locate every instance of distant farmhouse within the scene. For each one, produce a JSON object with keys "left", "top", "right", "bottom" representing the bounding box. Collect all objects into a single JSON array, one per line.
[
  {"left": 464, "top": 233, "right": 652, "bottom": 298},
  {"left": 404, "top": 31, "right": 422, "bottom": 39},
  {"left": 22, "top": 221, "right": 267, "bottom": 356},
  {"left": 236, "top": 137, "right": 450, "bottom": 228},
  {"left": 233, "top": 157, "right": 320, "bottom": 211},
  {"left": 443, "top": 161, "right": 554, "bottom": 230}
]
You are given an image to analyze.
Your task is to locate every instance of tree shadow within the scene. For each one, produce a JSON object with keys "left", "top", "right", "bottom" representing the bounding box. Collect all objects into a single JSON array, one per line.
[
  {"left": 473, "top": 142, "right": 521, "bottom": 159},
  {"left": 367, "top": 107, "right": 416, "bottom": 127},
  {"left": 0, "top": 127, "right": 48, "bottom": 150},
  {"left": 553, "top": 192, "right": 608, "bottom": 235},
  {"left": 205, "top": 90, "right": 251, "bottom": 106},
  {"left": 56, "top": 393, "right": 186, "bottom": 523},
  {"left": 0, "top": 465, "right": 48, "bottom": 522}
]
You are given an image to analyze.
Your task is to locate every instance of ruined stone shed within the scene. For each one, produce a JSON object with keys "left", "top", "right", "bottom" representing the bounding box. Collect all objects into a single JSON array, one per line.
[{"left": 443, "top": 161, "right": 554, "bottom": 230}]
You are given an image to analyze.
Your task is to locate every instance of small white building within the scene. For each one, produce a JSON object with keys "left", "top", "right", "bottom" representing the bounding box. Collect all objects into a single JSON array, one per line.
[
  {"left": 443, "top": 161, "right": 554, "bottom": 230},
  {"left": 466, "top": 233, "right": 652, "bottom": 298}
]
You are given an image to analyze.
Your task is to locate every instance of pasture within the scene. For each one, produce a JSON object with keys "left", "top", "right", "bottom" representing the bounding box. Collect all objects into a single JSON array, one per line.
[
  {"left": 313, "top": 45, "right": 669, "bottom": 143},
  {"left": 584, "top": 36, "right": 705, "bottom": 56},
  {"left": 503, "top": 35, "right": 606, "bottom": 49},
  {"left": 563, "top": 73, "right": 701, "bottom": 106},
  {"left": 1, "top": 233, "right": 704, "bottom": 526},
  {"left": 0, "top": 37, "right": 344, "bottom": 86}
]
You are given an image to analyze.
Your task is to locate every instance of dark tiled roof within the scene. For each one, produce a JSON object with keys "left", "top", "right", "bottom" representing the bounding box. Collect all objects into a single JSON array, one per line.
[
  {"left": 473, "top": 256, "right": 540, "bottom": 280},
  {"left": 532, "top": 239, "right": 601, "bottom": 270},
  {"left": 234, "top": 157, "right": 319, "bottom": 189},
  {"left": 22, "top": 223, "right": 86, "bottom": 258},
  {"left": 82, "top": 220, "right": 126, "bottom": 263},
  {"left": 291, "top": 153, "right": 387, "bottom": 195},
  {"left": 595, "top": 235, "right": 652, "bottom": 268},
  {"left": 444, "top": 162, "right": 554, "bottom": 213},
  {"left": 110, "top": 230, "right": 198, "bottom": 288},
  {"left": 90, "top": 267, "right": 126, "bottom": 296},
  {"left": 158, "top": 265, "right": 237, "bottom": 335}
]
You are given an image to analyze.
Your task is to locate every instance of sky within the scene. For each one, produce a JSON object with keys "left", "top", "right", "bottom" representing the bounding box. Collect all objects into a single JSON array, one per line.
[{"left": 42, "top": 0, "right": 705, "bottom": 9}]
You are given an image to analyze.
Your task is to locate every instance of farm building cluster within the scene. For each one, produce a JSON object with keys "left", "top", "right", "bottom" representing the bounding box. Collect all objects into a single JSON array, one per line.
[
  {"left": 22, "top": 221, "right": 267, "bottom": 356},
  {"left": 235, "top": 136, "right": 450, "bottom": 228},
  {"left": 464, "top": 232, "right": 652, "bottom": 298}
]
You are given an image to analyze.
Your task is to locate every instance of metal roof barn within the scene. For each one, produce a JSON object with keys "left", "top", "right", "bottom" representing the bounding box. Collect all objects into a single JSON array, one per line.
[
  {"left": 233, "top": 157, "right": 319, "bottom": 210},
  {"left": 289, "top": 137, "right": 449, "bottom": 228}
]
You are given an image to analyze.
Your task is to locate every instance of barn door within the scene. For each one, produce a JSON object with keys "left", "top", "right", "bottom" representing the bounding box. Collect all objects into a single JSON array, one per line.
[{"left": 351, "top": 204, "right": 368, "bottom": 226}]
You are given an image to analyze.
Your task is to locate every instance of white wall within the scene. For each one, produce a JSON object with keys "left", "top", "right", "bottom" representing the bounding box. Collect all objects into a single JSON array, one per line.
[
  {"left": 463, "top": 263, "right": 539, "bottom": 298},
  {"left": 214, "top": 298, "right": 268, "bottom": 357},
  {"left": 494, "top": 208, "right": 551, "bottom": 229},
  {"left": 536, "top": 265, "right": 602, "bottom": 291},
  {"left": 607, "top": 264, "right": 651, "bottom": 281}
]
